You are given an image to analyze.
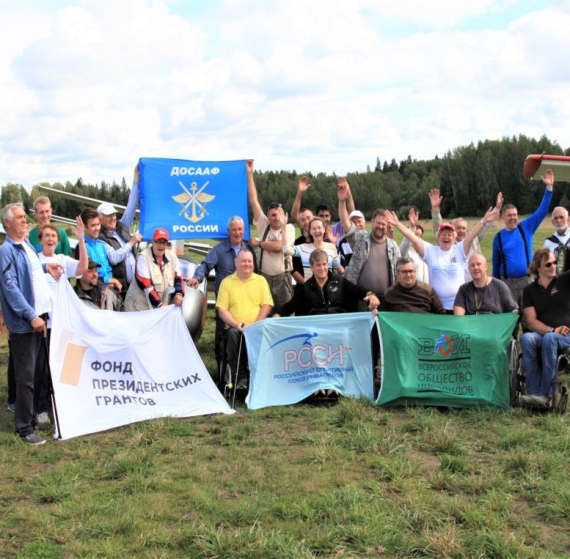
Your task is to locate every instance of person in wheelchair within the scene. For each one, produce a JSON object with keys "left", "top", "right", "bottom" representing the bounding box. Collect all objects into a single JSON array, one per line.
[
  {"left": 216, "top": 250, "right": 273, "bottom": 390},
  {"left": 520, "top": 248, "right": 570, "bottom": 407},
  {"left": 124, "top": 228, "right": 185, "bottom": 311},
  {"left": 273, "top": 249, "right": 380, "bottom": 317},
  {"left": 453, "top": 254, "right": 518, "bottom": 315}
]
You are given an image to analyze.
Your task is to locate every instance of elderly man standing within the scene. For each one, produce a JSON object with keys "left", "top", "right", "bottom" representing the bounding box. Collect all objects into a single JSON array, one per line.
[
  {"left": 187, "top": 215, "right": 257, "bottom": 370},
  {"left": 383, "top": 257, "right": 444, "bottom": 314},
  {"left": 492, "top": 169, "right": 554, "bottom": 304},
  {"left": 28, "top": 196, "right": 71, "bottom": 255},
  {"left": 544, "top": 206, "right": 570, "bottom": 274},
  {"left": 0, "top": 203, "right": 61, "bottom": 445},
  {"left": 97, "top": 167, "right": 142, "bottom": 295},
  {"left": 453, "top": 254, "right": 518, "bottom": 315},
  {"left": 246, "top": 160, "right": 295, "bottom": 310},
  {"left": 216, "top": 250, "right": 273, "bottom": 390}
]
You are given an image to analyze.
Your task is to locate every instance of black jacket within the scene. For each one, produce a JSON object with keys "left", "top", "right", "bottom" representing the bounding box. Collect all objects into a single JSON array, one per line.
[{"left": 277, "top": 271, "right": 368, "bottom": 316}]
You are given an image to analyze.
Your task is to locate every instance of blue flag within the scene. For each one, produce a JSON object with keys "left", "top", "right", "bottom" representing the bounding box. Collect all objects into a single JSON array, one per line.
[
  {"left": 244, "top": 313, "right": 376, "bottom": 410},
  {"left": 138, "top": 158, "right": 250, "bottom": 241}
]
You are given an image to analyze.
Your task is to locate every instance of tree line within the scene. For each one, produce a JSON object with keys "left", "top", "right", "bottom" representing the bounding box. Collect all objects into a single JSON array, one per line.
[{"left": 2, "top": 134, "right": 569, "bottom": 225}]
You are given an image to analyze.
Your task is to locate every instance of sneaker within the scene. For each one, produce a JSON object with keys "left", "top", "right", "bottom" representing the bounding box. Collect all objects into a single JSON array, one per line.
[
  {"left": 520, "top": 394, "right": 549, "bottom": 407},
  {"left": 7, "top": 403, "right": 15, "bottom": 413},
  {"left": 236, "top": 378, "right": 249, "bottom": 390},
  {"left": 36, "top": 412, "right": 51, "bottom": 429},
  {"left": 21, "top": 433, "right": 46, "bottom": 445}
]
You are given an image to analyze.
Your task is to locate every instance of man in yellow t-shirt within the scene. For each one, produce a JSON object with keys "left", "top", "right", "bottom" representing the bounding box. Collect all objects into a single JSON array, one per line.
[{"left": 216, "top": 250, "right": 273, "bottom": 389}]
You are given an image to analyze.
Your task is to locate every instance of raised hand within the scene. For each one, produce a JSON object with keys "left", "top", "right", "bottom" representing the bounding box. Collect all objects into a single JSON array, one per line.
[
  {"left": 298, "top": 176, "right": 310, "bottom": 192},
  {"left": 408, "top": 207, "right": 420, "bottom": 227},
  {"left": 428, "top": 188, "right": 442, "bottom": 211}
]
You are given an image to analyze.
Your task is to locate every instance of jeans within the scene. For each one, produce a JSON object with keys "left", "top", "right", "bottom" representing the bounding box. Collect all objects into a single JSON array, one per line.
[
  {"left": 521, "top": 332, "right": 570, "bottom": 397},
  {"left": 10, "top": 330, "right": 48, "bottom": 437}
]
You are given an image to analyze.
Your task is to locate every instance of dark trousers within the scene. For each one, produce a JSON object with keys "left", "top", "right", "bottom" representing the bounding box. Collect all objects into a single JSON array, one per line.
[
  {"left": 7, "top": 338, "right": 16, "bottom": 406},
  {"left": 225, "top": 328, "right": 249, "bottom": 381},
  {"left": 11, "top": 330, "right": 47, "bottom": 437},
  {"left": 7, "top": 334, "right": 51, "bottom": 414}
]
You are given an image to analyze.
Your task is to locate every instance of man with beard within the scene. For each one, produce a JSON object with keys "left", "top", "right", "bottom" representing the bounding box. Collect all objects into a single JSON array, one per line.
[
  {"left": 337, "top": 178, "right": 400, "bottom": 303},
  {"left": 74, "top": 259, "right": 122, "bottom": 310}
]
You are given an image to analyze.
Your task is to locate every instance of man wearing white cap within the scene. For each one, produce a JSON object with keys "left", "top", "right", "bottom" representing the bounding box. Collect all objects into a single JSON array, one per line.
[
  {"left": 97, "top": 167, "right": 142, "bottom": 294},
  {"left": 124, "top": 228, "right": 184, "bottom": 312}
]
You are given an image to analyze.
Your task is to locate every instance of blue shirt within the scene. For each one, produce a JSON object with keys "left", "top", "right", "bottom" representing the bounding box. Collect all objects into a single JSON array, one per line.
[{"left": 492, "top": 189, "right": 553, "bottom": 279}]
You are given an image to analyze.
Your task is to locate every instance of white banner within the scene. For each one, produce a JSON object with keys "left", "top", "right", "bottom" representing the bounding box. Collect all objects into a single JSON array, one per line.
[{"left": 50, "top": 280, "right": 233, "bottom": 440}]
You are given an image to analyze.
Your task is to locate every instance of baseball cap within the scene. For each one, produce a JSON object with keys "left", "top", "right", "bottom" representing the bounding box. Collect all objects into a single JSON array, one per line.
[
  {"left": 97, "top": 202, "right": 117, "bottom": 215},
  {"left": 152, "top": 228, "right": 169, "bottom": 242},
  {"left": 438, "top": 222, "right": 455, "bottom": 232},
  {"left": 349, "top": 210, "right": 364, "bottom": 220},
  {"left": 87, "top": 259, "right": 101, "bottom": 269}
]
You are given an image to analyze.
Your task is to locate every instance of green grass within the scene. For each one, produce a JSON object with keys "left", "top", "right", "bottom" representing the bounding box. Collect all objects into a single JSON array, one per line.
[{"left": 1, "top": 215, "right": 569, "bottom": 558}]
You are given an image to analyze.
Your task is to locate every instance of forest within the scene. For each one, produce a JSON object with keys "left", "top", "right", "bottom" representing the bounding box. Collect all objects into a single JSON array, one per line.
[{"left": 2, "top": 134, "right": 569, "bottom": 223}]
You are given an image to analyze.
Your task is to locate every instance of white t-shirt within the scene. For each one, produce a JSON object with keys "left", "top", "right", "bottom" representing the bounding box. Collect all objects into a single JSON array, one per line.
[
  {"left": 22, "top": 242, "right": 52, "bottom": 317},
  {"left": 423, "top": 241, "right": 467, "bottom": 311},
  {"left": 39, "top": 253, "right": 81, "bottom": 327}
]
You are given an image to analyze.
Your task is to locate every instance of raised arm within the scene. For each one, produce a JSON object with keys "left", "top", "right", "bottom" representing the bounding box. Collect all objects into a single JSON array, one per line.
[
  {"left": 383, "top": 210, "right": 425, "bottom": 257},
  {"left": 477, "top": 191, "right": 504, "bottom": 241},
  {"left": 463, "top": 207, "right": 501, "bottom": 255},
  {"left": 337, "top": 177, "right": 352, "bottom": 234},
  {"left": 291, "top": 176, "right": 310, "bottom": 227},
  {"left": 72, "top": 216, "right": 89, "bottom": 276},
  {"left": 120, "top": 164, "right": 140, "bottom": 230},
  {"left": 246, "top": 159, "right": 263, "bottom": 221},
  {"left": 429, "top": 188, "right": 443, "bottom": 233}
]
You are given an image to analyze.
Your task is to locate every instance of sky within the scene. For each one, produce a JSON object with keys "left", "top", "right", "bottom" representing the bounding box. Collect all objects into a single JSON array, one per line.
[{"left": 1, "top": 0, "right": 569, "bottom": 187}]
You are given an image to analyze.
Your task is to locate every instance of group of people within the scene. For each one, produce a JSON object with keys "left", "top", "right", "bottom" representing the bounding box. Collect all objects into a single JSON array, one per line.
[
  {"left": 186, "top": 164, "right": 570, "bottom": 410},
  {"left": 0, "top": 169, "right": 187, "bottom": 445},
  {"left": 3, "top": 162, "right": 570, "bottom": 444}
]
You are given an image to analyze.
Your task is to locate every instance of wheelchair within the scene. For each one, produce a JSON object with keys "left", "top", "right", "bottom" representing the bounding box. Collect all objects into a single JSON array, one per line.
[{"left": 509, "top": 337, "right": 569, "bottom": 414}]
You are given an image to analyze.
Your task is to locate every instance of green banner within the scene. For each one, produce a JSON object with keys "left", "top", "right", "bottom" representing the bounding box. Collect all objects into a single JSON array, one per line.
[{"left": 376, "top": 312, "right": 518, "bottom": 408}]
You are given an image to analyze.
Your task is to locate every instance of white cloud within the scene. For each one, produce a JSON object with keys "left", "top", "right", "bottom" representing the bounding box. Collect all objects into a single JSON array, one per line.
[{"left": 0, "top": 0, "right": 568, "bottom": 187}]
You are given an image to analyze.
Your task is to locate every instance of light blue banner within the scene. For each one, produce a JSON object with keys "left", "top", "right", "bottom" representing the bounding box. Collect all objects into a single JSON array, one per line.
[
  {"left": 138, "top": 158, "right": 250, "bottom": 241},
  {"left": 244, "top": 313, "right": 376, "bottom": 410}
]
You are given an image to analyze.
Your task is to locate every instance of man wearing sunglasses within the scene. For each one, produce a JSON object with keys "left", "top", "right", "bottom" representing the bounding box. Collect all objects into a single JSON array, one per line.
[
  {"left": 520, "top": 248, "right": 570, "bottom": 407},
  {"left": 246, "top": 160, "right": 295, "bottom": 309}
]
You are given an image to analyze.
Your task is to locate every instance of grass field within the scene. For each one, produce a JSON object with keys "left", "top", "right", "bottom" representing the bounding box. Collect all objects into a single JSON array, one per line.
[{"left": 1, "top": 216, "right": 570, "bottom": 558}]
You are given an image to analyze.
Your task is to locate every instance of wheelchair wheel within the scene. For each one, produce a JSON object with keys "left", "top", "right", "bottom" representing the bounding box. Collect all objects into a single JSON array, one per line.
[
  {"left": 508, "top": 339, "right": 524, "bottom": 406},
  {"left": 552, "top": 382, "right": 568, "bottom": 415}
]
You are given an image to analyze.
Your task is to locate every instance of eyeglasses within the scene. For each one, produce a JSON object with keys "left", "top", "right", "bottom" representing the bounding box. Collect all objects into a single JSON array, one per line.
[
  {"left": 397, "top": 269, "right": 415, "bottom": 275},
  {"left": 154, "top": 239, "right": 168, "bottom": 245},
  {"left": 268, "top": 203, "right": 282, "bottom": 210},
  {"left": 542, "top": 261, "right": 556, "bottom": 268}
]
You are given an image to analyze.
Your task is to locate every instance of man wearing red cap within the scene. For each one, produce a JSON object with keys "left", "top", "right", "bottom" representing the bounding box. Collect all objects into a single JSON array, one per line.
[{"left": 124, "top": 228, "right": 184, "bottom": 311}]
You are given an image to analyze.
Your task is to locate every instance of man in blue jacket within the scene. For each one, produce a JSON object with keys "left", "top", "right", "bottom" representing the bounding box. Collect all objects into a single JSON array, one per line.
[
  {"left": 492, "top": 169, "right": 554, "bottom": 304},
  {"left": 0, "top": 203, "right": 60, "bottom": 445}
]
